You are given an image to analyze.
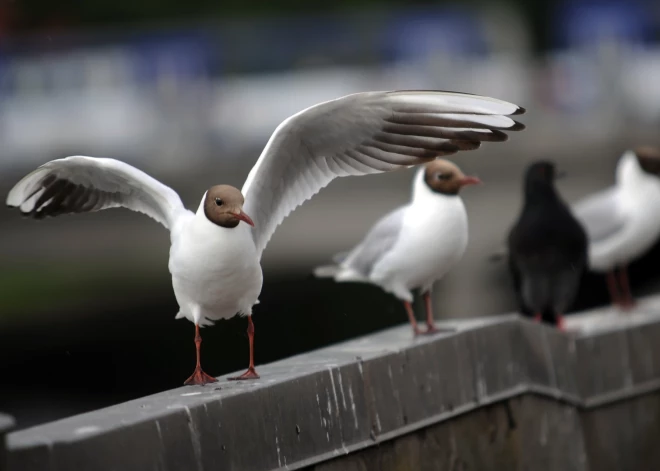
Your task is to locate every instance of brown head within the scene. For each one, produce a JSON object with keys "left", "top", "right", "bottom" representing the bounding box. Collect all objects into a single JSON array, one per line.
[
  {"left": 423, "top": 159, "right": 481, "bottom": 195},
  {"left": 634, "top": 146, "right": 660, "bottom": 176},
  {"left": 203, "top": 185, "right": 255, "bottom": 229}
]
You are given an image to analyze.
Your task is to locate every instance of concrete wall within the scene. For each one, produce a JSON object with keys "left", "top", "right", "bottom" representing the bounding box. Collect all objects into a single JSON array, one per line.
[
  {"left": 6, "top": 297, "right": 660, "bottom": 471},
  {"left": 1, "top": 414, "right": 15, "bottom": 471},
  {"left": 310, "top": 396, "right": 589, "bottom": 471}
]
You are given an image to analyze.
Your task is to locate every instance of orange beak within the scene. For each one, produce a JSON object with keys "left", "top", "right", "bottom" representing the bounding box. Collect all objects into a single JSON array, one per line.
[
  {"left": 232, "top": 210, "right": 255, "bottom": 227},
  {"left": 459, "top": 176, "right": 482, "bottom": 186}
]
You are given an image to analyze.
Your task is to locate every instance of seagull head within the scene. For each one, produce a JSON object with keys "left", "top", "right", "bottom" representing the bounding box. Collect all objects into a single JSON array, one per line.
[
  {"left": 423, "top": 159, "right": 481, "bottom": 196},
  {"left": 634, "top": 146, "right": 660, "bottom": 177},
  {"left": 203, "top": 185, "right": 255, "bottom": 228},
  {"left": 524, "top": 160, "right": 565, "bottom": 183},
  {"left": 523, "top": 160, "right": 565, "bottom": 200}
]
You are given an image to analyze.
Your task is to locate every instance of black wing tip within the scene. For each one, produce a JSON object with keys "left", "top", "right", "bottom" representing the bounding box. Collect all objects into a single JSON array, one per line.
[
  {"left": 489, "top": 253, "right": 505, "bottom": 263},
  {"left": 453, "top": 140, "right": 482, "bottom": 151},
  {"left": 484, "top": 129, "right": 509, "bottom": 142},
  {"left": 512, "top": 106, "right": 526, "bottom": 115},
  {"left": 13, "top": 205, "right": 45, "bottom": 219},
  {"left": 509, "top": 121, "right": 526, "bottom": 131}
]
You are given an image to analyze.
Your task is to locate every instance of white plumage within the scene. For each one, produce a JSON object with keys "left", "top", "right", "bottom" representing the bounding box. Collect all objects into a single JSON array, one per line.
[
  {"left": 6, "top": 90, "right": 525, "bottom": 382},
  {"left": 572, "top": 148, "right": 660, "bottom": 309},
  {"left": 317, "top": 168, "right": 468, "bottom": 300},
  {"left": 573, "top": 150, "right": 660, "bottom": 272},
  {"left": 314, "top": 159, "right": 479, "bottom": 334}
]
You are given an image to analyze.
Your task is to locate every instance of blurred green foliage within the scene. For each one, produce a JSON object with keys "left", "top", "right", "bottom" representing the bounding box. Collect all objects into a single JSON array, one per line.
[
  {"left": 11, "top": 0, "right": 446, "bottom": 29},
  {"left": 0, "top": 261, "right": 168, "bottom": 322},
  {"left": 6, "top": 0, "right": 548, "bottom": 51}
]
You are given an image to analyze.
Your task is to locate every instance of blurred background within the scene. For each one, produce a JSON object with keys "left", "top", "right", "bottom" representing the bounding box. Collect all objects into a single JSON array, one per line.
[{"left": 1, "top": 0, "right": 660, "bottom": 430}]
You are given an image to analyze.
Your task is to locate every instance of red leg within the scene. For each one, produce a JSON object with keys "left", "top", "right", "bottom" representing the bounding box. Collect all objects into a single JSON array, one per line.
[
  {"left": 617, "top": 265, "right": 636, "bottom": 311},
  {"left": 423, "top": 292, "right": 440, "bottom": 334},
  {"left": 183, "top": 324, "right": 218, "bottom": 386},
  {"left": 555, "top": 313, "right": 566, "bottom": 332},
  {"left": 228, "top": 315, "right": 260, "bottom": 380},
  {"left": 404, "top": 301, "right": 422, "bottom": 336},
  {"left": 606, "top": 270, "right": 622, "bottom": 307},
  {"left": 533, "top": 312, "right": 542, "bottom": 323}
]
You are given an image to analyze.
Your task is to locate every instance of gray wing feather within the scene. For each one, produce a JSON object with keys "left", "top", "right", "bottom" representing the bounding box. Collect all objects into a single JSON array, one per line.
[
  {"left": 242, "top": 90, "right": 525, "bottom": 257},
  {"left": 572, "top": 187, "right": 627, "bottom": 243},
  {"left": 6, "top": 156, "right": 186, "bottom": 230},
  {"left": 343, "top": 207, "right": 407, "bottom": 277}
]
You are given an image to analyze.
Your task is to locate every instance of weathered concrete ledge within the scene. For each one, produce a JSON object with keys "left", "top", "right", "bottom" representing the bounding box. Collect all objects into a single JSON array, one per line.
[
  {"left": 6, "top": 295, "right": 660, "bottom": 471},
  {"left": 1, "top": 413, "right": 15, "bottom": 471}
]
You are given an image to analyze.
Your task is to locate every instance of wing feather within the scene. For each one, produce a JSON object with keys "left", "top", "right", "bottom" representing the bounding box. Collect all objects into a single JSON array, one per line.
[
  {"left": 242, "top": 90, "right": 525, "bottom": 256},
  {"left": 6, "top": 156, "right": 187, "bottom": 230}
]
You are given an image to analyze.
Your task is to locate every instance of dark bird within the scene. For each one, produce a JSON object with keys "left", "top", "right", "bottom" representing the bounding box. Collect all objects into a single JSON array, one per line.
[{"left": 507, "top": 161, "right": 588, "bottom": 330}]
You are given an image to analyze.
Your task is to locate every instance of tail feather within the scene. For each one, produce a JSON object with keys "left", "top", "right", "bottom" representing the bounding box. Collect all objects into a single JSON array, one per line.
[
  {"left": 332, "top": 251, "right": 350, "bottom": 264},
  {"left": 313, "top": 264, "right": 370, "bottom": 285},
  {"left": 314, "top": 264, "right": 341, "bottom": 278}
]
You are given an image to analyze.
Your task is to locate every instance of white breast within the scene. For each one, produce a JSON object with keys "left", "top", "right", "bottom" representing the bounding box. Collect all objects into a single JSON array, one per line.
[
  {"left": 590, "top": 181, "right": 660, "bottom": 271},
  {"left": 168, "top": 213, "right": 263, "bottom": 325},
  {"left": 369, "top": 187, "right": 468, "bottom": 302}
]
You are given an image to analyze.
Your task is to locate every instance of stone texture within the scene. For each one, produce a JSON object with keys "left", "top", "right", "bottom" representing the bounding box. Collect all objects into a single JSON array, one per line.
[
  {"left": 1, "top": 414, "right": 15, "bottom": 471},
  {"left": 626, "top": 321, "right": 660, "bottom": 386},
  {"left": 514, "top": 396, "right": 587, "bottom": 471},
  {"left": 464, "top": 318, "right": 526, "bottom": 403},
  {"left": 581, "top": 393, "right": 660, "bottom": 471},
  {"left": 6, "top": 298, "right": 660, "bottom": 471},
  {"left": 309, "top": 396, "right": 588, "bottom": 471},
  {"left": 575, "top": 330, "right": 633, "bottom": 402}
]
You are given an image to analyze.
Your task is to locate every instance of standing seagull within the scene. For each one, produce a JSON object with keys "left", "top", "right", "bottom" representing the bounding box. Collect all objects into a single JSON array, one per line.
[
  {"left": 573, "top": 147, "right": 660, "bottom": 309},
  {"left": 507, "top": 161, "right": 587, "bottom": 330},
  {"left": 314, "top": 159, "right": 480, "bottom": 335},
  {"left": 6, "top": 90, "right": 525, "bottom": 385}
]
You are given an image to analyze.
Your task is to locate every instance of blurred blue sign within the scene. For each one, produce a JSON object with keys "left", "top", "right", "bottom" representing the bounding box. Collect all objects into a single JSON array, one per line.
[
  {"left": 217, "top": 16, "right": 356, "bottom": 73},
  {"left": 128, "top": 30, "right": 215, "bottom": 84},
  {"left": 553, "top": 0, "right": 654, "bottom": 49},
  {"left": 381, "top": 8, "right": 488, "bottom": 61}
]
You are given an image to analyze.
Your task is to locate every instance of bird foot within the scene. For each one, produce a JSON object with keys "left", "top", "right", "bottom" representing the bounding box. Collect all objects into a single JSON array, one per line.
[
  {"left": 228, "top": 366, "right": 260, "bottom": 381},
  {"left": 618, "top": 301, "right": 637, "bottom": 312},
  {"left": 424, "top": 324, "right": 454, "bottom": 335},
  {"left": 425, "top": 324, "right": 440, "bottom": 335},
  {"left": 556, "top": 316, "right": 566, "bottom": 332},
  {"left": 184, "top": 367, "right": 218, "bottom": 386}
]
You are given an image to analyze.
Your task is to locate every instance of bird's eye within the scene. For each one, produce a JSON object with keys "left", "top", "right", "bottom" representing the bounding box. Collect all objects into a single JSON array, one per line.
[
  {"left": 437, "top": 173, "right": 451, "bottom": 181},
  {"left": 215, "top": 198, "right": 224, "bottom": 206}
]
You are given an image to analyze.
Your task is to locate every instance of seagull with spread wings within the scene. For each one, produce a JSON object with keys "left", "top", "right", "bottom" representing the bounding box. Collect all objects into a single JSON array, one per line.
[{"left": 6, "top": 90, "right": 525, "bottom": 385}]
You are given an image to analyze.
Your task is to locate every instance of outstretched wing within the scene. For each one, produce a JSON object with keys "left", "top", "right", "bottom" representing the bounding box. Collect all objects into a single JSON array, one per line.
[
  {"left": 242, "top": 90, "right": 525, "bottom": 256},
  {"left": 6, "top": 155, "right": 187, "bottom": 230}
]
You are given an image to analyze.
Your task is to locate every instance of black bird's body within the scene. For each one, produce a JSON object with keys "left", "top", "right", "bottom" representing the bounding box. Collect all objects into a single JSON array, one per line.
[{"left": 507, "top": 161, "right": 588, "bottom": 329}]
